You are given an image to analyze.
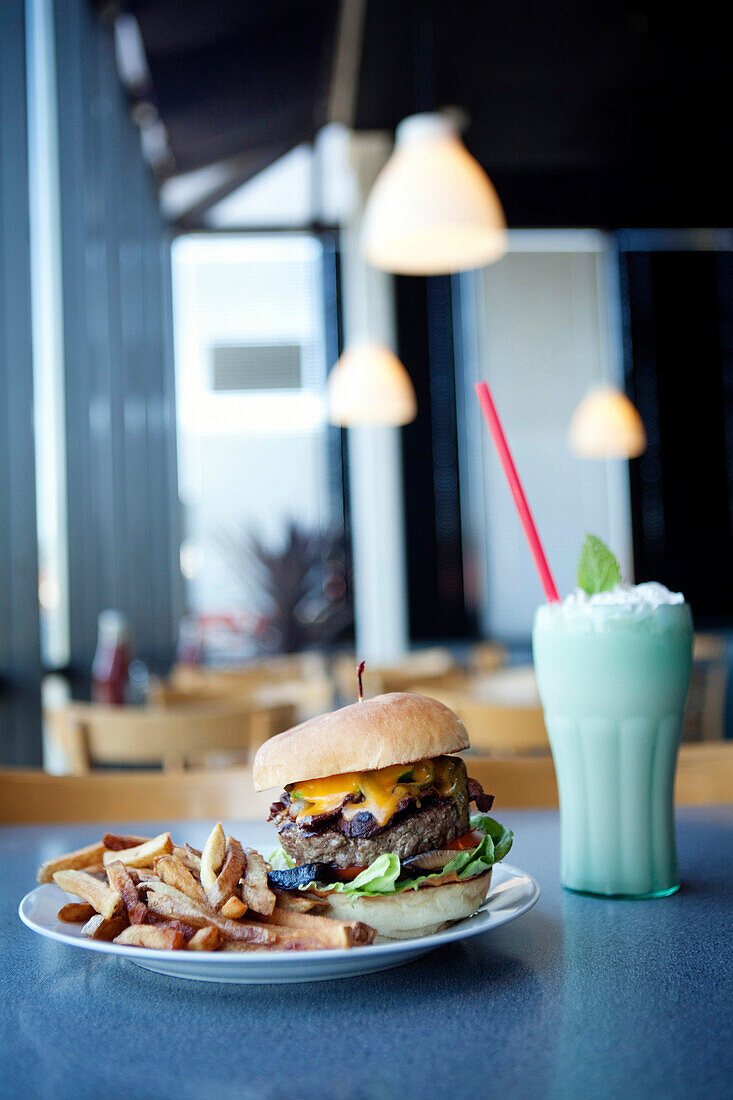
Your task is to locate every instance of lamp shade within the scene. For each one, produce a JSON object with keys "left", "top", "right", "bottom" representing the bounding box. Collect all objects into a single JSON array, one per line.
[
  {"left": 569, "top": 386, "right": 647, "bottom": 459},
  {"left": 327, "top": 344, "right": 417, "bottom": 427},
  {"left": 361, "top": 113, "right": 507, "bottom": 275}
]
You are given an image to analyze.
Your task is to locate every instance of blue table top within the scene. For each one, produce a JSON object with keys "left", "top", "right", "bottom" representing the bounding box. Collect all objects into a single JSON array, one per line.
[{"left": 2, "top": 807, "right": 731, "bottom": 1100}]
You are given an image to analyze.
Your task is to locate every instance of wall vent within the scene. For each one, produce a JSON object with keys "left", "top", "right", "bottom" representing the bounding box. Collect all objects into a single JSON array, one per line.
[{"left": 210, "top": 344, "right": 302, "bottom": 391}]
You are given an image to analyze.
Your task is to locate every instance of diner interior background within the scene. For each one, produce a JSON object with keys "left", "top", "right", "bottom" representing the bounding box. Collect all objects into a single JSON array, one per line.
[{"left": 0, "top": 0, "right": 731, "bottom": 766}]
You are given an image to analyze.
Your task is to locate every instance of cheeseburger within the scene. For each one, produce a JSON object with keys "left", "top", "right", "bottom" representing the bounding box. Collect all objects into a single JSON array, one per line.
[{"left": 253, "top": 691, "right": 513, "bottom": 939}]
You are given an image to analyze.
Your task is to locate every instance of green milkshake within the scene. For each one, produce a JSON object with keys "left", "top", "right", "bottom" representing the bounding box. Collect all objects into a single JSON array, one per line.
[{"left": 532, "top": 536, "right": 693, "bottom": 898}]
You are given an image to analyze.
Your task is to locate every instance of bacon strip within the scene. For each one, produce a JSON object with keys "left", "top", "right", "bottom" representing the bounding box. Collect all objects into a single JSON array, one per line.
[
  {"left": 467, "top": 778, "right": 494, "bottom": 813},
  {"left": 270, "top": 769, "right": 495, "bottom": 836}
]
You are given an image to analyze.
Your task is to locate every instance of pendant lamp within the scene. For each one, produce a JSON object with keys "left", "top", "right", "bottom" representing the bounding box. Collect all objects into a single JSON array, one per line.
[
  {"left": 361, "top": 112, "right": 507, "bottom": 275},
  {"left": 327, "top": 344, "right": 417, "bottom": 427},
  {"left": 569, "top": 386, "right": 647, "bottom": 459}
]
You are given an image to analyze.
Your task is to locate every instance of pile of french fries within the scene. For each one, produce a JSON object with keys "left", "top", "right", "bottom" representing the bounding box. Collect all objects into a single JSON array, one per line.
[{"left": 37, "top": 824, "right": 376, "bottom": 952}]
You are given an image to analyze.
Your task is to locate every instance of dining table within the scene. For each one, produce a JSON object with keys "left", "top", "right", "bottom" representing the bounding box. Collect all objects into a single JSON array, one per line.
[{"left": 2, "top": 806, "right": 731, "bottom": 1099}]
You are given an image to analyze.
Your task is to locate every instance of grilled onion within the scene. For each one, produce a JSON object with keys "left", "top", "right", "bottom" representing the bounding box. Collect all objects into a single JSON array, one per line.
[{"left": 402, "top": 848, "right": 460, "bottom": 872}]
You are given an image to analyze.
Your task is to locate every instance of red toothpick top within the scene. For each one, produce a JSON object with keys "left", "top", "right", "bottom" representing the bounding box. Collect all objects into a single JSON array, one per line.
[
  {"left": 475, "top": 381, "right": 560, "bottom": 603},
  {"left": 357, "top": 660, "right": 365, "bottom": 702}
]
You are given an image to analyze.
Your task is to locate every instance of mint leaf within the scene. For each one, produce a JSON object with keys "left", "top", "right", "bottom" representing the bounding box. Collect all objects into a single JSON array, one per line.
[{"left": 577, "top": 534, "right": 621, "bottom": 595}]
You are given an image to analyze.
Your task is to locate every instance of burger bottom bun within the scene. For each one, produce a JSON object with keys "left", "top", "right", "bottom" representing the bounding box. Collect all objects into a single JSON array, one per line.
[{"left": 315, "top": 869, "right": 492, "bottom": 940}]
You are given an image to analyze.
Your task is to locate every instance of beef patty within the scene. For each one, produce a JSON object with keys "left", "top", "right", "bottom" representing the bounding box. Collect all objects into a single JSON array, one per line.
[{"left": 277, "top": 799, "right": 468, "bottom": 869}]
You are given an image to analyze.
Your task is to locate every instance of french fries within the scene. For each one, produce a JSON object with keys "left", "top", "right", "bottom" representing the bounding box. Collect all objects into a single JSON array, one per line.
[
  {"left": 145, "top": 912, "right": 196, "bottom": 940},
  {"left": 172, "top": 845, "right": 201, "bottom": 874},
  {"left": 183, "top": 844, "right": 202, "bottom": 872},
  {"left": 272, "top": 892, "right": 329, "bottom": 914},
  {"left": 53, "top": 870, "right": 123, "bottom": 920},
  {"left": 240, "top": 850, "right": 276, "bottom": 916},
  {"left": 146, "top": 882, "right": 276, "bottom": 945},
  {"left": 106, "top": 861, "right": 148, "bottom": 924},
  {"left": 199, "top": 823, "right": 226, "bottom": 891},
  {"left": 220, "top": 897, "right": 247, "bottom": 920},
  {"left": 37, "top": 841, "right": 108, "bottom": 884},
  {"left": 206, "top": 836, "right": 246, "bottom": 911},
  {"left": 262, "top": 907, "right": 375, "bottom": 948},
  {"left": 122, "top": 867, "right": 152, "bottom": 885},
  {"left": 103, "top": 833, "right": 150, "bottom": 851},
  {"left": 114, "top": 925, "right": 185, "bottom": 951},
  {"left": 57, "top": 902, "right": 96, "bottom": 923},
  {"left": 187, "top": 926, "right": 222, "bottom": 951},
  {"left": 81, "top": 914, "right": 129, "bottom": 941},
  {"left": 41, "top": 822, "right": 378, "bottom": 956},
  {"left": 154, "top": 854, "right": 206, "bottom": 905},
  {"left": 102, "top": 832, "right": 172, "bottom": 869}
]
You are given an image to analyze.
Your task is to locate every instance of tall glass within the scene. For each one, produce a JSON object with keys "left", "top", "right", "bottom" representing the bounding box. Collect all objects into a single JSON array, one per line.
[{"left": 533, "top": 593, "right": 693, "bottom": 898}]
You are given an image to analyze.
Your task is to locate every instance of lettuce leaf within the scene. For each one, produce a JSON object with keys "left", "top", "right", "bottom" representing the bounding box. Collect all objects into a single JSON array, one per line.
[
  {"left": 302, "top": 815, "right": 513, "bottom": 899},
  {"left": 269, "top": 846, "right": 295, "bottom": 870},
  {"left": 471, "top": 814, "right": 514, "bottom": 863}
]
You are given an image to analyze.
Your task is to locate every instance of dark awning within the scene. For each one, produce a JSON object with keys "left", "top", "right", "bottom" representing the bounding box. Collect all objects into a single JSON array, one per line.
[
  {"left": 109, "top": 0, "right": 339, "bottom": 179},
  {"left": 101, "top": 0, "right": 731, "bottom": 227}
]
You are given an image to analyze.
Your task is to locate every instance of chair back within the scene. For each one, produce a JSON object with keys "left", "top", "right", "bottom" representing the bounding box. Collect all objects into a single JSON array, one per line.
[
  {"left": 466, "top": 743, "right": 733, "bottom": 808},
  {"left": 410, "top": 683, "right": 548, "bottom": 755},
  {"left": 45, "top": 701, "right": 295, "bottom": 774},
  {"left": 170, "top": 652, "right": 326, "bottom": 693},
  {"left": 333, "top": 648, "right": 458, "bottom": 701},
  {"left": 467, "top": 641, "right": 508, "bottom": 673},
  {"left": 684, "top": 633, "right": 729, "bottom": 742},
  {"left": 153, "top": 677, "right": 332, "bottom": 722},
  {"left": 164, "top": 654, "right": 332, "bottom": 720},
  {"left": 3, "top": 742, "right": 730, "bottom": 824},
  {"left": 462, "top": 700, "right": 548, "bottom": 754},
  {"left": 0, "top": 767, "right": 273, "bottom": 824}
]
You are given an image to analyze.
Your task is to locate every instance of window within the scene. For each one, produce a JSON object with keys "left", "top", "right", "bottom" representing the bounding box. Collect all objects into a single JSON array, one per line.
[
  {"left": 171, "top": 233, "right": 343, "bottom": 629},
  {"left": 456, "top": 230, "right": 631, "bottom": 639}
]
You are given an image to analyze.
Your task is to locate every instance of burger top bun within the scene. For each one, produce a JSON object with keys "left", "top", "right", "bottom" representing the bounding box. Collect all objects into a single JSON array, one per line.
[{"left": 252, "top": 692, "right": 469, "bottom": 792}]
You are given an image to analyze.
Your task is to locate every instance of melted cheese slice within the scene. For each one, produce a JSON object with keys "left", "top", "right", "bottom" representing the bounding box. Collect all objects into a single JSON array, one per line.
[
  {"left": 289, "top": 773, "right": 361, "bottom": 820},
  {"left": 289, "top": 759, "right": 454, "bottom": 828}
]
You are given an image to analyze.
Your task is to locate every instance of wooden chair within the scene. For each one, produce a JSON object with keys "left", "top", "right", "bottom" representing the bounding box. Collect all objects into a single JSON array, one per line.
[
  {"left": 467, "top": 641, "right": 508, "bottom": 673},
  {"left": 462, "top": 701, "right": 548, "bottom": 755},
  {"left": 683, "top": 633, "right": 729, "bottom": 742},
  {"left": 169, "top": 652, "right": 328, "bottom": 694},
  {"left": 409, "top": 682, "right": 549, "bottom": 755},
  {"left": 466, "top": 743, "right": 733, "bottom": 808},
  {"left": 163, "top": 654, "right": 333, "bottom": 720},
  {"left": 0, "top": 767, "right": 273, "bottom": 824},
  {"left": 2, "top": 742, "right": 730, "bottom": 824},
  {"left": 333, "top": 648, "right": 459, "bottom": 701},
  {"left": 44, "top": 700, "right": 296, "bottom": 775},
  {"left": 152, "top": 679, "right": 332, "bottom": 723}
]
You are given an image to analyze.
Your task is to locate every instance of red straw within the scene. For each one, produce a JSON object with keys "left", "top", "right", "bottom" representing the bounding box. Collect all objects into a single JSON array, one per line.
[{"left": 475, "top": 382, "right": 560, "bottom": 603}]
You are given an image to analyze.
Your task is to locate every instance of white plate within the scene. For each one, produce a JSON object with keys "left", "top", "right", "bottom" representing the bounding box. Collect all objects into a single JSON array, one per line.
[{"left": 19, "top": 861, "right": 539, "bottom": 985}]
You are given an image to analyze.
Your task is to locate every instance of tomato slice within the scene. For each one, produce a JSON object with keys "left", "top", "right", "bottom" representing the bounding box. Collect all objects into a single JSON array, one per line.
[
  {"left": 333, "top": 865, "right": 367, "bottom": 882},
  {"left": 445, "top": 828, "right": 485, "bottom": 851},
  {"left": 333, "top": 830, "right": 483, "bottom": 881}
]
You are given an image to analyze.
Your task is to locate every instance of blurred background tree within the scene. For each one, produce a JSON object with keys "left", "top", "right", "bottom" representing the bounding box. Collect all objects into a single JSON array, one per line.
[{"left": 215, "top": 522, "right": 352, "bottom": 653}]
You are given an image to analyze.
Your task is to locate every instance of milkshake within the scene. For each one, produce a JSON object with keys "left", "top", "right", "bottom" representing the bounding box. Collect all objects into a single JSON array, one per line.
[{"left": 533, "top": 563, "right": 693, "bottom": 898}]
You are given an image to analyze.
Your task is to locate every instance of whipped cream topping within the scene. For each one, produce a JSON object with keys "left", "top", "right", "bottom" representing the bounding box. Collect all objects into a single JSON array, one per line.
[{"left": 564, "top": 582, "right": 684, "bottom": 610}]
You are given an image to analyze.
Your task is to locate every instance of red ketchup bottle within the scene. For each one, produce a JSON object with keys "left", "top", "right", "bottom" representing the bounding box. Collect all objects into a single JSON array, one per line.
[{"left": 91, "top": 610, "right": 131, "bottom": 705}]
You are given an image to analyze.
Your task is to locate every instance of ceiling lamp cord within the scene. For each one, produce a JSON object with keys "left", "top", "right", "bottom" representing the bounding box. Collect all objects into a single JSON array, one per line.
[{"left": 414, "top": 0, "right": 437, "bottom": 115}]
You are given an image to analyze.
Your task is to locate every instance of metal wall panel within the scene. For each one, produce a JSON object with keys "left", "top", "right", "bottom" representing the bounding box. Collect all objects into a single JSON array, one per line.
[
  {"left": 54, "top": 0, "right": 181, "bottom": 687},
  {"left": 0, "top": 0, "right": 43, "bottom": 763}
]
